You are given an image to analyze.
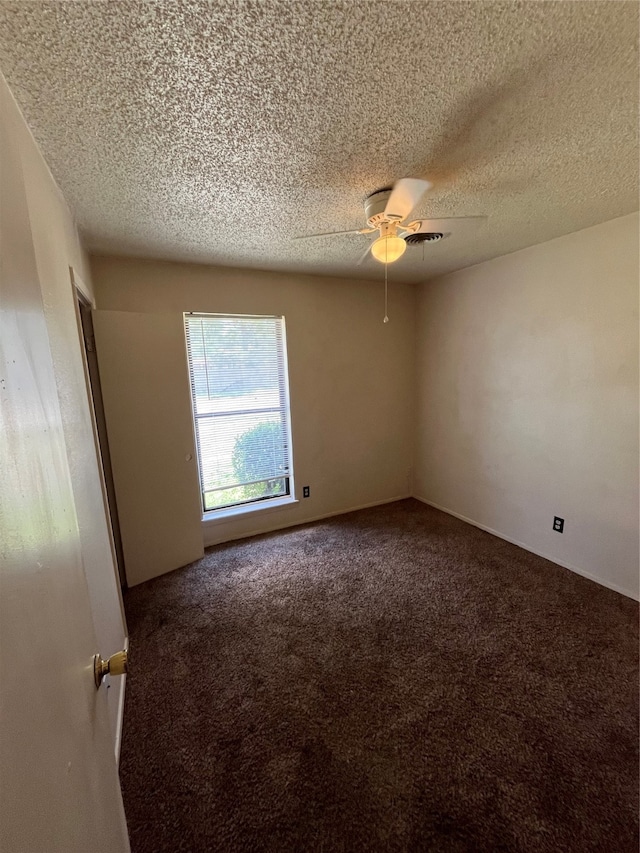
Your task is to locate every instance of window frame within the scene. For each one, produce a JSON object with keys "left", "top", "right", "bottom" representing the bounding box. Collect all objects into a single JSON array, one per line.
[{"left": 184, "top": 312, "right": 296, "bottom": 520}]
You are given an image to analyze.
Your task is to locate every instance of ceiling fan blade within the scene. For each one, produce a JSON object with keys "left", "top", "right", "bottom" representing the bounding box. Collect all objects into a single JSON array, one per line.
[
  {"left": 408, "top": 215, "right": 487, "bottom": 234},
  {"left": 294, "top": 227, "right": 374, "bottom": 240},
  {"left": 356, "top": 244, "right": 372, "bottom": 266},
  {"left": 384, "top": 178, "right": 432, "bottom": 222}
]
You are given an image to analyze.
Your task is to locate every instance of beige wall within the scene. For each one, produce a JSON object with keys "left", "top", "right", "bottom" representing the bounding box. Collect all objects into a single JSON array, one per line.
[
  {"left": 90, "top": 256, "right": 416, "bottom": 551},
  {"left": 92, "top": 310, "right": 205, "bottom": 586},
  {"left": 415, "top": 212, "right": 639, "bottom": 600},
  {"left": 2, "top": 75, "right": 127, "bottom": 738}
]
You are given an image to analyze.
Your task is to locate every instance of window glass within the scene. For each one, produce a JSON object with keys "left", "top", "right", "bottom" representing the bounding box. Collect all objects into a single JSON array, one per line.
[{"left": 184, "top": 314, "right": 293, "bottom": 513}]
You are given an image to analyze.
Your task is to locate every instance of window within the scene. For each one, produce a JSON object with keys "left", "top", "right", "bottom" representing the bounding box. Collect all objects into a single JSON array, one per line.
[{"left": 184, "top": 313, "right": 294, "bottom": 514}]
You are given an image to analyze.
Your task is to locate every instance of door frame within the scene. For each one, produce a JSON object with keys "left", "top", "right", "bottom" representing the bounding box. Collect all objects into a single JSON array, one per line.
[{"left": 70, "top": 266, "right": 127, "bottom": 592}]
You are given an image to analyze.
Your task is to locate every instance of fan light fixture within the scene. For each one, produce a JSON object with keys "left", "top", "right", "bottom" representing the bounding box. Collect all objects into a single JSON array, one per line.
[{"left": 370, "top": 233, "right": 406, "bottom": 264}]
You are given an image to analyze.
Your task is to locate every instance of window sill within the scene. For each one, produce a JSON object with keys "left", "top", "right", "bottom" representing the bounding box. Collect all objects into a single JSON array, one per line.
[{"left": 202, "top": 496, "right": 299, "bottom": 526}]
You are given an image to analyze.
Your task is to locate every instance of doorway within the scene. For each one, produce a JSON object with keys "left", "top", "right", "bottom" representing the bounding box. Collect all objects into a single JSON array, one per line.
[{"left": 76, "top": 290, "right": 127, "bottom": 588}]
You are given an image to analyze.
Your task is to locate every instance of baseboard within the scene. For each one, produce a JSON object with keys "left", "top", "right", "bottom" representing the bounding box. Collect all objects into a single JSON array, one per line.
[
  {"left": 203, "top": 495, "right": 411, "bottom": 549},
  {"left": 413, "top": 495, "right": 639, "bottom": 602},
  {"left": 114, "top": 636, "right": 128, "bottom": 765}
]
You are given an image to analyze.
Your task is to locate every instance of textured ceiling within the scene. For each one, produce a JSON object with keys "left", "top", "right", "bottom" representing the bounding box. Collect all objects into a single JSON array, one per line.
[{"left": 0, "top": 1, "right": 638, "bottom": 284}]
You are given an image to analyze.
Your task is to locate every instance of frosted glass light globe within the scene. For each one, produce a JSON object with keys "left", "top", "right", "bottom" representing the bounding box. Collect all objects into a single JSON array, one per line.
[{"left": 370, "top": 234, "right": 407, "bottom": 264}]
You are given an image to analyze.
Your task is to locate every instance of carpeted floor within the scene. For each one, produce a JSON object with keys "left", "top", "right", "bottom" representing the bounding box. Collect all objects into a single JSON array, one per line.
[{"left": 119, "top": 499, "right": 638, "bottom": 852}]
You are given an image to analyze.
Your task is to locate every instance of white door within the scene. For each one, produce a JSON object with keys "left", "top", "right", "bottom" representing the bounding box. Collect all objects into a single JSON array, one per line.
[
  {"left": 92, "top": 311, "right": 204, "bottom": 586},
  {"left": 0, "top": 87, "right": 129, "bottom": 851}
]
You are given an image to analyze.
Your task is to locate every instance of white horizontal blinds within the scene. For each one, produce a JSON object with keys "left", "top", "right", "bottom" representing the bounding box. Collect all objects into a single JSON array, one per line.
[{"left": 184, "top": 314, "right": 291, "bottom": 512}]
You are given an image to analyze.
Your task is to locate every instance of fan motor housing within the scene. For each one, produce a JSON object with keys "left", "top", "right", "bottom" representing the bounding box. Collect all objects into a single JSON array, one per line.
[{"left": 364, "top": 189, "right": 394, "bottom": 227}]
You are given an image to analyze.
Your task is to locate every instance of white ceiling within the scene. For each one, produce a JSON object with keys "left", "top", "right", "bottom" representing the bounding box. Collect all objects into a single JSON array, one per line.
[{"left": 0, "top": 1, "right": 637, "bottom": 283}]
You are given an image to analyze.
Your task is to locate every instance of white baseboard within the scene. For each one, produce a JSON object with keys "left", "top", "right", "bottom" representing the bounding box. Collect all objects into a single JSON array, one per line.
[
  {"left": 114, "top": 636, "right": 128, "bottom": 765},
  {"left": 203, "top": 494, "right": 411, "bottom": 548},
  {"left": 413, "top": 495, "right": 638, "bottom": 601}
]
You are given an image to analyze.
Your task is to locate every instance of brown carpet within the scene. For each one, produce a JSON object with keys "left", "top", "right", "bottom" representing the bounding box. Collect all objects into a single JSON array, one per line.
[{"left": 119, "top": 499, "right": 638, "bottom": 852}]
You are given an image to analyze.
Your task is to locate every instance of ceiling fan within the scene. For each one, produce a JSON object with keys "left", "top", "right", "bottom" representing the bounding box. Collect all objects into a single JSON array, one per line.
[{"left": 295, "top": 178, "right": 485, "bottom": 265}]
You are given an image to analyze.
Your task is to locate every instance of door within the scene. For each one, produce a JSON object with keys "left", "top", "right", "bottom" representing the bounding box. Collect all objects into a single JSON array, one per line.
[
  {"left": 0, "top": 84, "right": 129, "bottom": 851},
  {"left": 92, "top": 311, "right": 204, "bottom": 586}
]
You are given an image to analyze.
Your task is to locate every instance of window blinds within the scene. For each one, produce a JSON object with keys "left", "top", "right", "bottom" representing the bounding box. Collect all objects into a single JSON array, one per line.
[{"left": 184, "top": 314, "right": 292, "bottom": 512}]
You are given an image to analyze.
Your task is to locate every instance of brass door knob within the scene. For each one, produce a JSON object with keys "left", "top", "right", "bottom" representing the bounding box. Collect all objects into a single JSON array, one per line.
[{"left": 94, "top": 649, "right": 128, "bottom": 688}]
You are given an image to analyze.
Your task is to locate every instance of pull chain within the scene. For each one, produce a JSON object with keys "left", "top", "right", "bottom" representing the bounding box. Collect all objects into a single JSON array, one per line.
[{"left": 383, "top": 262, "right": 389, "bottom": 323}]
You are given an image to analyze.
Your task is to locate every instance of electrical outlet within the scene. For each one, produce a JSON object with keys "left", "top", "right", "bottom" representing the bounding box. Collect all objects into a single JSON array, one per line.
[
  {"left": 553, "top": 516, "right": 564, "bottom": 533},
  {"left": 303, "top": 486, "right": 310, "bottom": 498}
]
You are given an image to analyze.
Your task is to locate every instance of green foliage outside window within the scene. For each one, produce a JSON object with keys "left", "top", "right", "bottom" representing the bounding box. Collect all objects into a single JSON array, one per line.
[{"left": 231, "top": 421, "right": 286, "bottom": 496}]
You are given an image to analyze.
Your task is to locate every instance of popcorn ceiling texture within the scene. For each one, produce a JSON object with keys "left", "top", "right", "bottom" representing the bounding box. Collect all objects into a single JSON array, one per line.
[{"left": 0, "top": 1, "right": 637, "bottom": 283}]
